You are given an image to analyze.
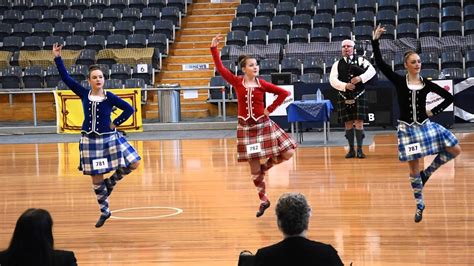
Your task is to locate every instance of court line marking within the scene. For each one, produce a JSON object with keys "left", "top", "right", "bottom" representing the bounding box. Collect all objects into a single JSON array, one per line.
[{"left": 110, "top": 206, "right": 183, "bottom": 220}]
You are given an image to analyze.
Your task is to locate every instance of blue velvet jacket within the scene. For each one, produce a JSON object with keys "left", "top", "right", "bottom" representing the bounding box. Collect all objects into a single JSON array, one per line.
[{"left": 55, "top": 57, "right": 134, "bottom": 134}]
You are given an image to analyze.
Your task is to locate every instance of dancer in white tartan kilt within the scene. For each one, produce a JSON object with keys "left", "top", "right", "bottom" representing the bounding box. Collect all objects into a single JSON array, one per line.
[
  {"left": 211, "top": 34, "right": 297, "bottom": 217},
  {"left": 53, "top": 43, "right": 141, "bottom": 228},
  {"left": 372, "top": 26, "right": 462, "bottom": 223}
]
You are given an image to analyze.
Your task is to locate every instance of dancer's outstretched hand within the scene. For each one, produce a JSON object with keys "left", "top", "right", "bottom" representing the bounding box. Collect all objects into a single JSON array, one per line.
[
  {"left": 373, "top": 24, "right": 386, "bottom": 41},
  {"left": 211, "top": 34, "right": 223, "bottom": 48},
  {"left": 52, "top": 42, "right": 62, "bottom": 57}
]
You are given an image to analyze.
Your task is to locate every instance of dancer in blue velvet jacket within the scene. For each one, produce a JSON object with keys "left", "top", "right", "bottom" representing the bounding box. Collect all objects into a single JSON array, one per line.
[{"left": 53, "top": 43, "right": 141, "bottom": 228}]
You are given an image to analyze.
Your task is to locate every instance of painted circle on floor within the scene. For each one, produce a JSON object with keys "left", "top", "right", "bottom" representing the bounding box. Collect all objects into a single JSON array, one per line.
[{"left": 110, "top": 206, "right": 183, "bottom": 220}]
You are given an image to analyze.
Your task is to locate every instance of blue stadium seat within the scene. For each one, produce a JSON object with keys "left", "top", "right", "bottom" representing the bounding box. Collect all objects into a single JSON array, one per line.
[
  {"left": 22, "top": 10, "right": 42, "bottom": 24},
  {"left": 419, "top": 22, "right": 440, "bottom": 38},
  {"left": 268, "top": 29, "right": 288, "bottom": 45},
  {"left": 292, "top": 14, "right": 312, "bottom": 30},
  {"left": 141, "top": 7, "right": 161, "bottom": 22},
  {"left": 331, "top": 26, "right": 352, "bottom": 42},
  {"left": 334, "top": 12, "right": 354, "bottom": 28},
  {"left": 74, "top": 22, "right": 94, "bottom": 37},
  {"left": 44, "top": 36, "right": 64, "bottom": 50},
  {"left": 122, "top": 8, "right": 141, "bottom": 23},
  {"left": 0, "top": 66, "right": 22, "bottom": 89},
  {"left": 336, "top": 0, "right": 355, "bottom": 13},
  {"left": 399, "top": 0, "right": 418, "bottom": 10},
  {"left": 420, "top": 7, "right": 440, "bottom": 23},
  {"left": 356, "top": 0, "right": 376, "bottom": 12},
  {"left": 226, "top": 30, "right": 246, "bottom": 46},
  {"left": 76, "top": 49, "right": 97, "bottom": 66},
  {"left": 378, "top": 0, "right": 397, "bottom": 12},
  {"left": 12, "top": 23, "right": 33, "bottom": 38},
  {"left": 276, "top": 2, "right": 294, "bottom": 17},
  {"left": 256, "top": 3, "right": 275, "bottom": 18},
  {"left": 396, "top": 23, "right": 417, "bottom": 39},
  {"left": 355, "top": 11, "right": 375, "bottom": 27},
  {"left": 114, "top": 21, "right": 134, "bottom": 36},
  {"left": 259, "top": 59, "right": 280, "bottom": 74},
  {"left": 106, "top": 34, "right": 127, "bottom": 49},
  {"left": 132, "top": 64, "right": 153, "bottom": 85},
  {"left": 310, "top": 27, "right": 330, "bottom": 42},
  {"left": 300, "top": 73, "right": 321, "bottom": 83},
  {"left": 85, "top": 35, "right": 106, "bottom": 51},
  {"left": 82, "top": 8, "right": 102, "bottom": 24},
  {"left": 272, "top": 15, "right": 291, "bottom": 31},
  {"left": 376, "top": 10, "right": 396, "bottom": 26},
  {"left": 161, "top": 6, "right": 180, "bottom": 26},
  {"left": 62, "top": 9, "right": 82, "bottom": 24},
  {"left": 70, "top": 0, "right": 88, "bottom": 11},
  {"left": 111, "top": 64, "right": 132, "bottom": 82},
  {"left": 23, "top": 66, "right": 45, "bottom": 88},
  {"left": 420, "top": 0, "right": 440, "bottom": 9},
  {"left": 22, "top": 36, "right": 43, "bottom": 50},
  {"left": 31, "top": 0, "right": 50, "bottom": 11},
  {"left": 236, "top": 3, "right": 255, "bottom": 19},
  {"left": 399, "top": 9, "right": 418, "bottom": 25},
  {"left": 129, "top": 0, "right": 147, "bottom": 9},
  {"left": 94, "top": 21, "right": 114, "bottom": 37},
  {"left": 312, "top": 13, "right": 332, "bottom": 29},
  {"left": 280, "top": 57, "right": 302, "bottom": 75},
  {"left": 247, "top": 30, "right": 267, "bottom": 45},
  {"left": 295, "top": 1, "right": 314, "bottom": 16},
  {"left": 289, "top": 28, "right": 308, "bottom": 43},
  {"left": 252, "top": 16, "right": 271, "bottom": 32},
  {"left": 69, "top": 64, "right": 88, "bottom": 81},
  {"left": 148, "top": 0, "right": 166, "bottom": 9},
  {"left": 441, "top": 21, "right": 462, "bottom": 36},
  {"left": 127, "top": 34, "right": 147, "bottom": 48},
  {"left": 231, "top": 17, "right": 251, "bottom": 32},
  {"left": 64, "top": 35, "right": 85, "bottom": 50},
  {"left": 303, "top": 56, "right": 324, "bottom": 74}
]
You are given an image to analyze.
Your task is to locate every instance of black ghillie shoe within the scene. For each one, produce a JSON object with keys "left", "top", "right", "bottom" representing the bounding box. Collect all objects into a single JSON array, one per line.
[
  {"left": 345, "top": 150, "right": 355, "bottom": 158},
  {"left": 356, "top": 149, "right": 366, "bottom": 159},
  {"left": 104, "top": 178, "right": 114, "bottom": 196},
  {"left": 95, "top": 212, "right": 111, "bottom": 228},
  {"left": 414, "top": 206, "right": 425, "bottom": 223},
  {"left": 256, "top": 200, "right": 271, "bottom": 218},
  {"left": 420, "top": 171, "right": 429, "bottom": 186}
]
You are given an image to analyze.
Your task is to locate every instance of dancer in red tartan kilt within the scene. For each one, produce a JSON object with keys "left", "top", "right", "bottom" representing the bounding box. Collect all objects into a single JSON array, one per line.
[{"left": 211, "top": 34, "right": 297, "bottom": 217}]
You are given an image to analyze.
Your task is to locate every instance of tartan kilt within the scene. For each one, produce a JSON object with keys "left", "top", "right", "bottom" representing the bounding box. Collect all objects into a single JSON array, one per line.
[
  {"left": 80, "top": 131, "right": 141, "bottom": 175},
  {"left": 397, "top": 120, "right": 458, "bottom": 162},
  {"left": 236, "top": 116, "right": 297, "bottom": 162},
  {"left": 337, "top": 91, "right": 368, "bottom": 123}
]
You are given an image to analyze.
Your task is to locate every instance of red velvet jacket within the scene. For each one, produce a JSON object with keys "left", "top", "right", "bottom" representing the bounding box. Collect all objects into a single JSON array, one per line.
[{"left": 211, "top": 47, "right": 290, "bottom": 122}]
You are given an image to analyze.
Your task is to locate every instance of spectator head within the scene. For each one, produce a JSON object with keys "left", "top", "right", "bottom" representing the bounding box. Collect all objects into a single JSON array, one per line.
[
  {"left": 5, "top": 208, "right": 55, "bottom": 263},
  {"left": 275, "top": 193, "right": 311, "bottom": 236},
  {"left": 341, "top": 39, "right": 355, "bottom": 57}
]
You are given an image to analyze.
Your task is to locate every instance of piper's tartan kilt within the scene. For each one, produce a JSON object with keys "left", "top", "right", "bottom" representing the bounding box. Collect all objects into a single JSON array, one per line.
[{"left": 336, "top": 90, "right": 368, "bottom": 123}]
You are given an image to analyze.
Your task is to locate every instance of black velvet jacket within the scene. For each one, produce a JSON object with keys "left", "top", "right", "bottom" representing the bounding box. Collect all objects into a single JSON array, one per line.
[{"left": 372, "top": 39, "right": 453, "bottom": 125}]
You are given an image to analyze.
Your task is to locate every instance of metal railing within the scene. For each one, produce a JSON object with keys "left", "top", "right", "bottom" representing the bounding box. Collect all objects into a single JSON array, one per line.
[{"left": 0, "top": 85, "right": 233, "bottom": 127}]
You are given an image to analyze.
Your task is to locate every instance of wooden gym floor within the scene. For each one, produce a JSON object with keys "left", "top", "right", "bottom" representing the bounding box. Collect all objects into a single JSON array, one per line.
[{"left": 0, "top": 133, "right": 473, "bottom": 265}]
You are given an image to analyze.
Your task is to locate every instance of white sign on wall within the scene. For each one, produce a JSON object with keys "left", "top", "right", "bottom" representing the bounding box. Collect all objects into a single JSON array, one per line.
[
  {"left": 427, "top": 80, "right": 454, "bottom": 112},
  {"left": 136, "top": 64, "right": 148, "bottom": 73},
  {"left": 182, "top": 64, "right": 209, "bottom": 71},
  {"left": 265, "top": 85, "right": 294, "bottom": 116}
]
